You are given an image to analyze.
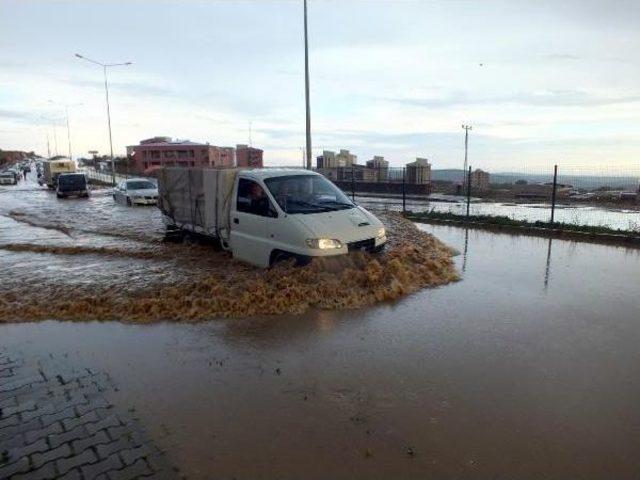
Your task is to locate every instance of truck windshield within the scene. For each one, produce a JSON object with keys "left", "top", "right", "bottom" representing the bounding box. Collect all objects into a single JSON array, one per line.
[
  {"left": 58, "top": 175, "right": 86, "bottom": 189},
  {"left": 264, "top": 174, "right": 355, "bottom": 214}
]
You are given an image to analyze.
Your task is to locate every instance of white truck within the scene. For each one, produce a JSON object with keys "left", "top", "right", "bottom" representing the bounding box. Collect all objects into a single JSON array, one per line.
[
  {"left": 157, "top": 167, "right": 387, "bottom": 268},
  {"left": 41, "top": 159, "right": 76, "bottom": 188}
]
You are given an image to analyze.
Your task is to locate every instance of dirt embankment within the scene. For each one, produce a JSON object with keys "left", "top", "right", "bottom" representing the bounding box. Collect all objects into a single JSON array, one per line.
[{"left": 0, "top": 212, "right": 459, "bottom": 322}]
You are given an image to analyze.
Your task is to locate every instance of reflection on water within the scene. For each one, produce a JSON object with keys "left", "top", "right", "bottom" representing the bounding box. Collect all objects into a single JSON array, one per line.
[
  {"left": 356, "top": 195, "right": 640, "bottom": 231},
  {"left": 2, "top": 223, "right": 640, "bottom": 480},
  {"left": 461, "top": 228, "right": 469, "bottom": 273},
  {"left": 544, "top": 238, "right": 553, "bottom": 291}
]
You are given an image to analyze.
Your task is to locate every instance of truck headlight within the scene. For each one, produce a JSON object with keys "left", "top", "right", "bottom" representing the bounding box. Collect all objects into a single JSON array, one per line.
[
  {"left": 376, "top": 227, "right": 386, "bottom": 239},
  {"left": 306, "top": 238, "right": 343, "bottom": 250}
]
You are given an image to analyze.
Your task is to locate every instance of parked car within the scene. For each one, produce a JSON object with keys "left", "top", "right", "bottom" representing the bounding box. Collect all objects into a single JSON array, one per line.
[
  {"left": 113, "top": 178, "right": 159, "bottom": 206},
  {"left": 0, "top": 171, "right": 17, "bottom": 185},
  {"left": 56, "top": 173, "right": 89, "bottom": 198},
  {"left": 157, "top": 168, "right": 387, "bottom": 268}
]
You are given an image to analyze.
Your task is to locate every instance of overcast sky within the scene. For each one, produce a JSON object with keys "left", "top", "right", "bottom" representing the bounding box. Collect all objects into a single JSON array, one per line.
[{"left": 1, "top": 0, "right": 639, "bottom": 170}]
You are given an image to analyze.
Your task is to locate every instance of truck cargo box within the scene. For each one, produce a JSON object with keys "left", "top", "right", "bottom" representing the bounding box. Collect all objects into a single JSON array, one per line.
[{"left": 157, "top": 167, "right": 239, "bottom": 239}]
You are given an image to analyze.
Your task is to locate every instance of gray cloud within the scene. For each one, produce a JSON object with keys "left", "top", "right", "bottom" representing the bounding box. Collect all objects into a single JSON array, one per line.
[
  {"left": 61, "top": 77, "right": 176, "bottom": 98},
  {"left": 0, "top": 109, "right": 39, "bottom": 123},
  {"left": 390, "top": 90, "right": 640, "bottom": 109}
]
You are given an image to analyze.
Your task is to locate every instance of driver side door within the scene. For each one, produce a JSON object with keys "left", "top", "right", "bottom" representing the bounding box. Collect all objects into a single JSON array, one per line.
[{"left": 230, "top": 178, "right": 277, "bottom": 267}]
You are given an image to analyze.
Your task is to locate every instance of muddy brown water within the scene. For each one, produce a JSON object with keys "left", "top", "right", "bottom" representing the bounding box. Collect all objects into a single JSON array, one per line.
[
  {"left": 0, "top": 173, "right": 457, "bottom": 321},
  {"left": 3, "top": 173, "right": 640, "bottom": 479},
  {"left": 3, "top": 177, "right": 640, "bottom": 479}
]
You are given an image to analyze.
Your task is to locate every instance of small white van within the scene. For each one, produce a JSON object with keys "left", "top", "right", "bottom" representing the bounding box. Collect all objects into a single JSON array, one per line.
[{"left": 158, "top": 168, "right": 387, "bottom": 268}]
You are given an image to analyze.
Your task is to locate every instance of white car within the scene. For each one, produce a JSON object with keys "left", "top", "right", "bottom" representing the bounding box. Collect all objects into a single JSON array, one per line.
[
  {"left": 0, "top": 172, "right": 17, "bottom": 185},
  {"left": 113, "top": 178, "right": 159, "bottom": 206}
]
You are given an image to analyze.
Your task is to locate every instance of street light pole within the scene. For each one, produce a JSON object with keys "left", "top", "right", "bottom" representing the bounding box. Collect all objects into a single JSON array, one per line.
[
  {"left": 462, "top": 124, "right": 472, "bottom": 188},
  {"left": 52, "top": 120, "right": 59, "bottom": 157},
  {"left": 103, "top": 65, "right": 114, "bottom": 171},
  {"left": 75, "top": 53, "right": 132, "bottom": 185},
  {"left": 303, "top": 0, "right": 312, "bottom": 170},
  {"left": 49, "top": 100, "right": 82, "bottom": 162}
]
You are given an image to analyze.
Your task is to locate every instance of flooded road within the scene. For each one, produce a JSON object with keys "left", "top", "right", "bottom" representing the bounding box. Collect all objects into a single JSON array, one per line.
[
  {"left": 0, "top": 172, "right": 457, "bottom": 321},
  {"left": 3, "top": 219, "right": 640, "bottom": 478}
]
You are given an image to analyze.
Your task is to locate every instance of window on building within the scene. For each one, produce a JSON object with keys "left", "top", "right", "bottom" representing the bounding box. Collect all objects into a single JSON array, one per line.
[
  {"left": 151, "top": 151, "right": 160, "bottom": 159},
  {"left": 164, "top": 150, "right": 175, "bottom": 158}
]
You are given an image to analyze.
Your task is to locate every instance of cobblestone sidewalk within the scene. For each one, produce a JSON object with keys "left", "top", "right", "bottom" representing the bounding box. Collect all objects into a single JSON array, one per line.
[{"left": 0, "top": 347, "right": 180, "bottom": 480}]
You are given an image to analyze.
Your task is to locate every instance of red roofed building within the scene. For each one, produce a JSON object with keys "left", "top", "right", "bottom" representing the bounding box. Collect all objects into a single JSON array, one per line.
[
  {"left": 235, "top": 144, "right": 263, "bottom": 168},
  {"left": 127, "top": 137, "right": 235, "bottom": 174}
]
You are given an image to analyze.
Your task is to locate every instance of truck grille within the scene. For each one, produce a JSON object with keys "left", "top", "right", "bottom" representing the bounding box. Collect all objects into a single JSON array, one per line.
[{"left": 347, "top": 238, "right": 375, "bottom": 252}]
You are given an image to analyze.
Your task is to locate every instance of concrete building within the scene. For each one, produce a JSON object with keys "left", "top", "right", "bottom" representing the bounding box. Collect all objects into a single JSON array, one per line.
[
  {"left": 317, "top": 149, "right": 357, "bottom": 180},
  {"left": 317, "top": 149, "right": 357, "bottom": 168},
  {"left": 316, "top": 150, "right": 338, "bottom": 169},
  {"left": 406, "top": 158, "right": 431, "bottom": 185},
  {"left": 366, "top": 156, "right": 389, "bottom": 181},
  {"left": 236, "top": 144, "right": 263, "bottom": 168},
  {"left": 470, "top": 169, "right": 490, "bottom": 191},
  {"left": 336, "top": 149, "right": 357, "bottom": 167},
  {"left": 127, "top": 137, "right": 235, "bottom": 173},
  {"left": 337, "top": 164, "right": 377, "bottom": 183}
]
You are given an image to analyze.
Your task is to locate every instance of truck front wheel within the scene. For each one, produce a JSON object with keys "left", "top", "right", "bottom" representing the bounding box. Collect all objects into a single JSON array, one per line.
[{"left": 270, "top": 250, "right": 310, "bottom": 268}]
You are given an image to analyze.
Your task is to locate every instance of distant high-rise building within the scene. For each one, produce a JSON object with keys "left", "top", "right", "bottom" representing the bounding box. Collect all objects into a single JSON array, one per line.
[
  {"left": 406, "top": 157, "right": 431, "bottom": 184},
  {"left": 336, "top": 149, "right": 357, "bottom": 167},
  {"left": 316, "top": 150, "right": 338, "bottom": 168},
  {"left": 366, "top": 155, "right": 389, "bottom": 181},
  {"left": 317, "top": 149, "right": 356, "bottom": 168},
  {"left": 470, "top": 169, "right": 490, "bottom": 191}
]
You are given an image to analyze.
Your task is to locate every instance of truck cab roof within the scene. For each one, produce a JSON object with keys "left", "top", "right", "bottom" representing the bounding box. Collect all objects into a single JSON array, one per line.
[{"left": 240, "top": 168, "right": 318, "bottom": 181}]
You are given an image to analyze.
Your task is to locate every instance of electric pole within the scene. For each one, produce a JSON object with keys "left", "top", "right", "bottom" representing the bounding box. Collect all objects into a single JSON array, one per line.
[
  {"left": 462, "top": 124, "right": 472, "bottom": 187},
  {"left": 303, "top": 0, "right": 312, "bottom": 169}
]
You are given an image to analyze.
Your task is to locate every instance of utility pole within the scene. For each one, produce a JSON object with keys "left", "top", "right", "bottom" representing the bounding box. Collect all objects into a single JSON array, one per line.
[
  {"left": 46, "top": 134, "right": 51, "bottom": 159},
  {"left": 75, "top": 53, "right": 132, "bottom": 184},
  {"left": 303, "top": 0, "right": 312, "bottom": 169},
  {"left": 462, "top": 124, "right": 472, "bottom": 187}
]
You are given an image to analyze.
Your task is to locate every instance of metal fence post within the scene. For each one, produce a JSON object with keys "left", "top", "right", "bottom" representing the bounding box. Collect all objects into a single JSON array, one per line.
[
  {"left": 466, "top": 166, "right": 472, "bottom": 219},
  {"left": 402, "top": 167, "right": 406, "bottom": 214},
  {"left": 550, "top": 164, "right": 558, "bottom": 225},
  {"left": 349, "top": 165, "right": 354, "bottom": 201}
]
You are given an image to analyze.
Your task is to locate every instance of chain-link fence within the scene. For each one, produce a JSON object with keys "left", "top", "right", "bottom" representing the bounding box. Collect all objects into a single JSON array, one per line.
[
  {"left": 84, "top": 161, "right": 640, "bottom": 234},
  {"left": 82, "top": 167, "right": 156, "bottom": 186},
  {"left": 312, "top": 164, "right": 640, "bottom": 234}
]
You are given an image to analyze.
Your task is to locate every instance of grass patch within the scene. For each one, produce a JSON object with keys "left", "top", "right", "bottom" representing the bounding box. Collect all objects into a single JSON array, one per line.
[{"left": 406, "top": 210, "right": 640, "bottom": 237}]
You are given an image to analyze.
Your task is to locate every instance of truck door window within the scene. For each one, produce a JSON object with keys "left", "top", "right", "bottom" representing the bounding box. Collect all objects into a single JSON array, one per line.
[{"left": 237, "top": 178, "right": 276, "bottom": 217}]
